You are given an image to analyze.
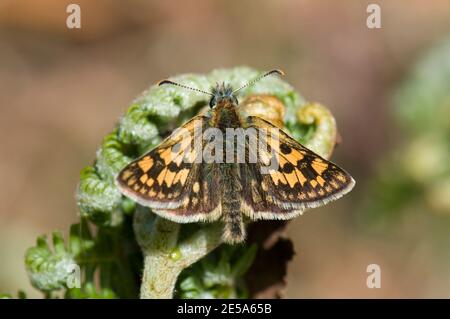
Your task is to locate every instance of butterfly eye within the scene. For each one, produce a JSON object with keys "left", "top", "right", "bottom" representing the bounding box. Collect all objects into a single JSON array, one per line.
[{"left": 209, "top": 96, "right": 217, "bottom": 108}]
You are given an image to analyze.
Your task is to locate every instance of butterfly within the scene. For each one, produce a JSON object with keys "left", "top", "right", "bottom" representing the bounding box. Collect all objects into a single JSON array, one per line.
[{"left": 116, "top": 69, "right": 355, "bottom": 244}]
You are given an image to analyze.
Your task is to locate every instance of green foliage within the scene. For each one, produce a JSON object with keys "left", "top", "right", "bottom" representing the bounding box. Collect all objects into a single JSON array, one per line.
[
  {"left": 176, "top": 244, "right": 257, "bottom": 298},
  {"left": 0, "top": 290, "right": 27, "bottom": 299},
  {"left": 362, "top": 39, "right": 450, "bottom": 227},
  {"left": 394, "top": 40, "right": 450, "bottom": 135},
  {"left": 24, "top": 219, "right": 141, "bottom": 298},
  {"left": 25, "top": 232, "right": 77, "bottom": 292}
]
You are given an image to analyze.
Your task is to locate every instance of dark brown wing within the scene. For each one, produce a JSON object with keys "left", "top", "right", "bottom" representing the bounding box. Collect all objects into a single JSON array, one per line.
[
  {"left": 115, "top": 116, "right": 221, "bottom": 222},
  {"left": 241, "top": 116, "right": 355, "bottom": 220}
]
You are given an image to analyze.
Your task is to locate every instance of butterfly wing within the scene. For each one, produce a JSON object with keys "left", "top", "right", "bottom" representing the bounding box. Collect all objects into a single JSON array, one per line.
[
  {"left": 241, "top": 116, "right": 355, "bottom": 220},
  {"left": 116, "top": 116, "right": 221, "bottom": 223}
]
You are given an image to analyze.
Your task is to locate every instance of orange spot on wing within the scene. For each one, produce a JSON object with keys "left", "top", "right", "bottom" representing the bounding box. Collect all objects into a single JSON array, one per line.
[
  {"left": 159, "top": 148, "right": 173, "bottom": 165},
  {"left": 278, "top": 172, "right": 287, "bottom": 184},
  {"left": 294, "top": 169, "right": 307, "bottom": 186},
  {"left": 139, "top": 174, "right": 148, "bottom": 184},
  {"left": 317, "top": 176, "right": 326, "bottom": 187},
  {"left": 146, "top": 178, "right": 154, "bottom": 187},
  {"left": 165, "top": 170, "right": 176, "bottom": 187},
  {"left": 138, "top": 156, "right": 153, "bottom": 173},
  {"left": 336, "top": 173, "right": 347, "bottom": 183},
  {"left": 173, "top": 151, "right": 185, "bottom": 166},
  {"left": 278, "top": 156, "right": 287, "bottom": 167},
  {"left": 311, "top": 159, "right": 328, "bottom": 175},
  {"left": 157, "top": 167, "right": 168, "bottom": 185},
  {"left": 285, "top": 172, "right": 297, "bottom": 188},
  {"left": 270, "top": 171, "right": 285, "bottom": 185},
  {"left": 174, "top": 168, "right": 189, "bottom": 186},
  {"left": 284, "top": 149, "right": 304, "bottom": 164},
  {"left": 122, "top": 170, "right": 132, "bottom": 180},
  {"left": 127, "top": 177, "right": 136, "bottom": 186}
]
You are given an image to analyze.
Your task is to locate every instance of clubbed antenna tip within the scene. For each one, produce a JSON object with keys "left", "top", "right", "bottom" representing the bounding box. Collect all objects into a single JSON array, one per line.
[
  {"left": 157, "top": 79, "right": 213, "bottom": 96},
  {"left": 233, "top": 68, "right": 286, "bottom": 93}
]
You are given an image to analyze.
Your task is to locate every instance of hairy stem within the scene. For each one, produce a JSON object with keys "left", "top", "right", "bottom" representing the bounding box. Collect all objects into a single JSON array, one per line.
[{"left": 133, "top": 208, "right": 223, "bottom": 298}]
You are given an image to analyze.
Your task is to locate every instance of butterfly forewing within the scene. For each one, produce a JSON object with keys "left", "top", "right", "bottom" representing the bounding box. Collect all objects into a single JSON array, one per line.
[{"left": 116, "top": 116, "right": 221, "bottom": 222}]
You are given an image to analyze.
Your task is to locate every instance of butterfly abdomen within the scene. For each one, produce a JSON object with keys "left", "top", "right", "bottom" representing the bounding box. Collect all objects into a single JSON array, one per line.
[{"left": 220, "top": 163, "right": 245, "bottom": 244}]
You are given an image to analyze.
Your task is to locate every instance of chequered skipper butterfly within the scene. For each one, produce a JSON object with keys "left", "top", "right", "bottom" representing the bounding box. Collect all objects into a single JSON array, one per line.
[{"left": 116, "top": 70, "right": 355, "bottom": 244}]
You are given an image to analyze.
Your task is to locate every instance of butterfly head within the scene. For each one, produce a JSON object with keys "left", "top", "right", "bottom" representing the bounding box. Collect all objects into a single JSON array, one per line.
[
  {"left": 158, "top": 69, "right": 285, "bottom": 109},
  {"left": 209, "top": 83, "right": 238, "bottom": 108}
]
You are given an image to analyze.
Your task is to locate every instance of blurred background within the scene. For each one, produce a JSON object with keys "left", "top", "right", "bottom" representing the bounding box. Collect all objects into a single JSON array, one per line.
[{"left": 1, "top": 0, "right": 450, "bottom": 298}]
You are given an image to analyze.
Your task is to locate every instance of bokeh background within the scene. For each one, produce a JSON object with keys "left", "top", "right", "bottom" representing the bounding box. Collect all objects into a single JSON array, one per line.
[{"left": 1, "top": 0, "right": 450, "bottom": 298}]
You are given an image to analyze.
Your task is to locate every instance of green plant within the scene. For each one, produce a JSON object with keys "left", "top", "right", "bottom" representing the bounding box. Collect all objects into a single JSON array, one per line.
[
  {"left": 20, "top": 67, "right": 338, "bottom": 298},
  {"left": 361, "top": 40, "right": 450, "bottom": 229}
]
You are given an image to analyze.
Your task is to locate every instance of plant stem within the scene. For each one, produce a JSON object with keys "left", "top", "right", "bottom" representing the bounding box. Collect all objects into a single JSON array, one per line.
[{"left": 133, "top": 207, "right": 223, "bottom": 298}]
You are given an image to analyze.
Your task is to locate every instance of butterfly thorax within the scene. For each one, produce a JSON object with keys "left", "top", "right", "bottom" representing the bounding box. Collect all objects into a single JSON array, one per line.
[{"left": 210, "top": 99, "right": 243, "bottom": 130}]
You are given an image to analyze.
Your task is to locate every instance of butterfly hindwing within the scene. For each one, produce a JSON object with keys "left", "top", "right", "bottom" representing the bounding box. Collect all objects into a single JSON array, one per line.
[
  {"left": 116, "top": 116, "right": 221, "bottom": 222},
  {"left": 241, "top": 116, "right": 355, "bottom": 219}
]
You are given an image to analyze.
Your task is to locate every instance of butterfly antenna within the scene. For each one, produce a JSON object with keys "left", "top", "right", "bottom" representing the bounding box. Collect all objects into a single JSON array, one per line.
[
  {"left": 158, "top": 79, "right": 214, "bottom": 96},
  {"left": 232, "top": 69, "right": 285, "bottom": 94}
]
